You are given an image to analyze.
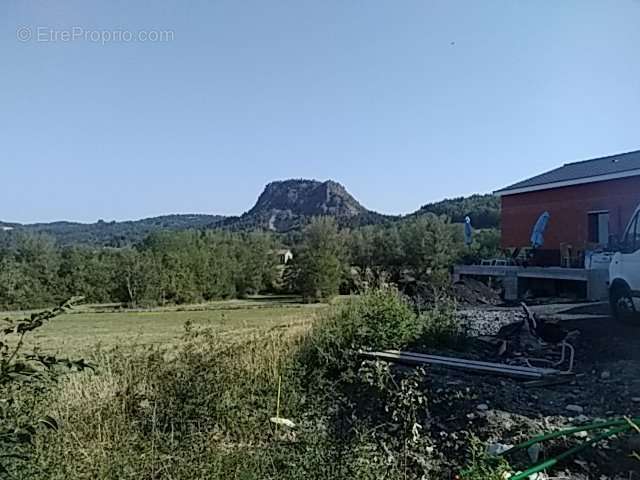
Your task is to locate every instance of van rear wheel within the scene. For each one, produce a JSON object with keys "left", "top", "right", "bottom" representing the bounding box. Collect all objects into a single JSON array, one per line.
[{"left": 610, "top": 285, "right": 638, "bottom": 324}]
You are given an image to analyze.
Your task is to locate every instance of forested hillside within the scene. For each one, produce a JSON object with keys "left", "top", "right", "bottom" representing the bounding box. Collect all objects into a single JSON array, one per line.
[
  {"left": 415, "top": 193, "right": 500, "bottom": 228},
  {"left": 0, "top": 214, "right": 225, "bottom": 247}
]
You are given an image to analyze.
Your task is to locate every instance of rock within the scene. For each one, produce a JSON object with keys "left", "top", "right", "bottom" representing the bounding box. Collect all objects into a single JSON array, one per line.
[
  {"left": 527, "top": 443, "right": 541, "bottom": 463},
  {"left": 237, "top": 179, "right": 370, "bottom": 232},
  {"left": 631, "top": 397, "right": 640, "bottom": 403},
  {"left": 626, "top": 435, "right": 640, "bottom": 453},
  {"left": 487, "top": 442, "right": 513, "bottom": 456},
  {"left": 269, "top": 417, "right": 296, "bottom": 428},
  {"left": 458, "top": 309, "right": 525, "bottom": 336},
  {"left": 575, "top": 414, "right": 590, "bottom": 423},
  {"left": 477, "top": 403, "right": 490, "bottom": 411},
  {"left": 566, "top": 404, "right": 584, "bottom": 414},
  {"left": 600, "top": 370, "right": 611, "bottom": 380},
  {"left": 515, "top": 472, "right": 547, "bottom": 480}
]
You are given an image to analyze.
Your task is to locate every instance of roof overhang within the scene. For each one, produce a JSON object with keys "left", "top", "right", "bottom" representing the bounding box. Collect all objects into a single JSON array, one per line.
[{"left": 495, "top": 168, "right": 640, "bottom": 197}]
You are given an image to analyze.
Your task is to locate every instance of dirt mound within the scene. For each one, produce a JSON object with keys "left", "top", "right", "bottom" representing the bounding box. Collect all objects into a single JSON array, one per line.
[{"left": 453, "top": 278, "right": 501, "bottom": 306}]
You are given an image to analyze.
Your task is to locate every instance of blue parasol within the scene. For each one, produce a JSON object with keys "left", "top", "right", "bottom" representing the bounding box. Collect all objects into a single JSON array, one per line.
[
  {"left": 530, "top": 211, "right": 550, "bottom": 249},
  {"left": 464, "top": 216, "right": 472, "bottom": 246}
]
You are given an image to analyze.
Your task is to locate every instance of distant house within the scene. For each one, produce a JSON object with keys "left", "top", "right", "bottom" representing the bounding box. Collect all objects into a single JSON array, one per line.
[
  {"left": 0, "top": 226, "right": 13, "bottom": 232},
  {"left": 495, "top": 150, "right": 640, "bottom": 264},
  {"left": 275, "top": 249, "right": 293, "bottom": 265}
]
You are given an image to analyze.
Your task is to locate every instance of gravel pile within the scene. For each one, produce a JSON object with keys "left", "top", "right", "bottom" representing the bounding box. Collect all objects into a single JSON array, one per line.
[{"left": 457, "top": 307, "right": 524, "bottom": 337}]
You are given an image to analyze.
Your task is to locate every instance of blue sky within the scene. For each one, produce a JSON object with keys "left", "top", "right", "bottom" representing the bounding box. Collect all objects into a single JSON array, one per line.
[{"left": 2, "top": 1, "right": 640, "bottom": 223}]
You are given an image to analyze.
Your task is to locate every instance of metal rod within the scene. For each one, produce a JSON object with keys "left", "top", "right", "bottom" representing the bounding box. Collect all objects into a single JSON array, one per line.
[
  {"left": 360, "top": 351, "right": 552, "bottom": 379},
  {"left": 382, "top": 350, "right": 559, "bottom": 375}
]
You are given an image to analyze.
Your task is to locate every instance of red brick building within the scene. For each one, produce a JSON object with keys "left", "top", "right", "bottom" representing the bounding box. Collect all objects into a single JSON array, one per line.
[{"left": 496, "top": 150, "right": 640, "bottom": 263}]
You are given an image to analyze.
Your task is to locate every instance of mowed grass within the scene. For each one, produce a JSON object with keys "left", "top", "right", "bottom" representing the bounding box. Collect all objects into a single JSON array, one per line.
[{"left": 6, "top": 295, "right": 335, "bottom": 356}]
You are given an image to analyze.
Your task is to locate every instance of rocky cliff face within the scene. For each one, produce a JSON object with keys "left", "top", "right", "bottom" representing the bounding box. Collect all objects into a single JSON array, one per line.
[
  {"left": 227, "top": 179, "right": 385, "bottom": 231},
  {"left": 249, "top": 179, "right": 365, "bottom": 217}
]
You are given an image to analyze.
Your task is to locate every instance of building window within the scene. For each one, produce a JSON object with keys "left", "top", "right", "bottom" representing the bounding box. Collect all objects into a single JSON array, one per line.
[{"left": 587, "top": 211, "right": 609, "bottom": 244}]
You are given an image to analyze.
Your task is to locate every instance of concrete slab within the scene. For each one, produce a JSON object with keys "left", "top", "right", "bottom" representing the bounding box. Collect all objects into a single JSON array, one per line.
[{"left": 453, "top": 265, "right": 609, "bottom": 302}]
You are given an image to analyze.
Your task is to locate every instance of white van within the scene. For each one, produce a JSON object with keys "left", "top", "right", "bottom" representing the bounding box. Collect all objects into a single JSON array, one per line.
[{"left": 609, "top": 204, "right": 640, "bottom": 322}]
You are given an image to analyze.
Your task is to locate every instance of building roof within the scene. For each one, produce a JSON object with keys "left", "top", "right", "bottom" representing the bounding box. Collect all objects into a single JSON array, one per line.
[{"left": 496, "top": 149, "right": 640, "bottom": 195}]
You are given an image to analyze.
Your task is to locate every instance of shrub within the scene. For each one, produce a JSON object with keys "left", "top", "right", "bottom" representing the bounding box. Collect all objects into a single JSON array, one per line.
[
  {"left": 416, "top": 294, "right": 465, "bottom": 349},
  {"left": 299, "top": 287, "right": 421, "bottom": 373},
  {"left": 0, "top": 299, "right": 90, "bottom": 476}
]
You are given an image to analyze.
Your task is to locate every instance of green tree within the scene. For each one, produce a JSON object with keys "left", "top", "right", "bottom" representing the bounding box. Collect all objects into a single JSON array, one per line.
[
  {"left": 5, "top": 234, "right": 61, "bottom": 308},
  {"left": 0, "top": 256, "right": 27, "bottom": 310},
  {"left": 458, "top": 227, "right": 502, "bottom": 264},
  {"left": 58, "top": 246, "right": 119, "bottom": 303},
  {"left": 296, "top": 217, "right": 344, "bottom": 302},
  {"left": 398, "top": 214, "right": 457, "bottom": 287},
  {"left": 234, "top": 233, "right": 278, "bottom": 297},
  {"left": 112, "top": 248, "right": 160, "bottom": 306}
]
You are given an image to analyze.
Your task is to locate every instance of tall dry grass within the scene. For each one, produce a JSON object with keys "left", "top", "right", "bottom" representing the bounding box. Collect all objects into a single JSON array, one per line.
[
  {"left": 20, "top": 319, "right": 311, "bottom": 480},
  {"left": 18, "top": 289, "right": 465, "bottom": 480}
]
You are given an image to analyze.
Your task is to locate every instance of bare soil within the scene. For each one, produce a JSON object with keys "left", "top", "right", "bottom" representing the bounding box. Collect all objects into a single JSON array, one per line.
[{"left": 426, "top": 305, "right": 640, "bottom": 479}]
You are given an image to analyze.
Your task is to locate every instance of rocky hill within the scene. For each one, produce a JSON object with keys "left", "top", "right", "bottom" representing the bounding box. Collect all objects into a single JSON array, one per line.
[
  {"left": 223, "top": 179, "right": 394, "bottom": 231},
  {"left": 3, "top": 180, "right": 498, "bottom": 245}
]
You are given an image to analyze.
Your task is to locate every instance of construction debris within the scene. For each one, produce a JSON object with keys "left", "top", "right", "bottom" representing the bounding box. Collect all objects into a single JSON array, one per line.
[
  {"left": 566, "top": 404, "right": 585, "bottom": 414},
  {"left": 468, "top": 303, "right": 578, "bottom": 374},
  {"left": 360, "top": 349, "right": 561, "bottom": 379},
  {"left": 523, "top": 376, "right": 574, "bottom": 388},
  {"left": 420, "top": 312, "right": 640, "bottom": 479}
]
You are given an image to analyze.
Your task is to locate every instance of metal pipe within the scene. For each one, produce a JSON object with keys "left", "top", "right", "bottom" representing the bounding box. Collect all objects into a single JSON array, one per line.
[{"left": 508, "top": 425, "right": 631, "bottom": 480}]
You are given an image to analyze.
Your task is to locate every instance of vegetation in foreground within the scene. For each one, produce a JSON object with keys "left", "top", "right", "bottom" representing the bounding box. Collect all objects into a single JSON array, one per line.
[{"left": 4, "top": 288, "right": 511, "bottom": 480}]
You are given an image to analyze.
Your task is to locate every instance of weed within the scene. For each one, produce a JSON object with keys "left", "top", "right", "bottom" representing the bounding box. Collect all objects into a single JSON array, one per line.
[{"left": 459, "top": 436, "right": 512, "bottom": 480}]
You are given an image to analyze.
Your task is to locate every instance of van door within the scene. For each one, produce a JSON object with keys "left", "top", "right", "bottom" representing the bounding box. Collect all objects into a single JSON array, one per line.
[{"left": 618, "top": 211, "right": 640, "bottom": 305}]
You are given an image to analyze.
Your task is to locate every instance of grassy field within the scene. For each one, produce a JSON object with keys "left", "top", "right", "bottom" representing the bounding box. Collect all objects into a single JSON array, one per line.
[
  {"left": 4, "top": 289, "right": 525, "bottom": 480},
  {"left": 5, "top": 295, "right": 332, "bottom": 356}
]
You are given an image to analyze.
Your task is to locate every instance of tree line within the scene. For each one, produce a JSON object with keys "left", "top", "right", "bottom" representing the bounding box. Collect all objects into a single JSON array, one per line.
[
  {"left": 0, "top": 230, "right": 278, "bottom": 310},
  {"left": 0, "top": 215, "right": 500, "bottom": 309},
  {"left": 287, "top": 214, "right": 499, "bottom": 301}
]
